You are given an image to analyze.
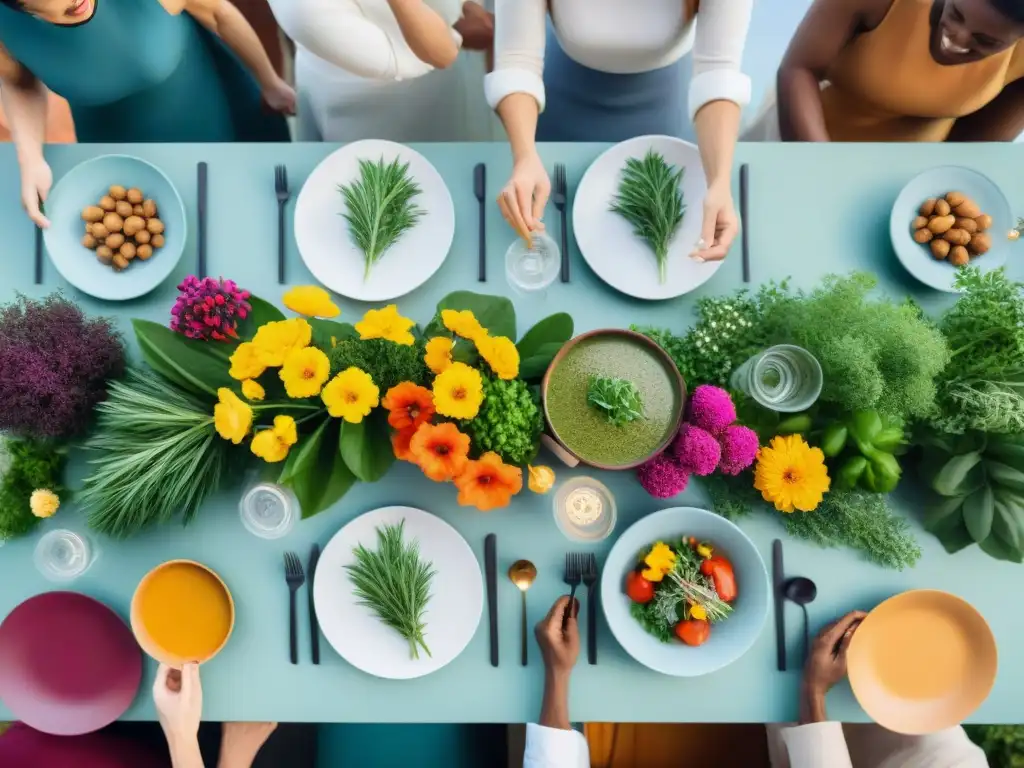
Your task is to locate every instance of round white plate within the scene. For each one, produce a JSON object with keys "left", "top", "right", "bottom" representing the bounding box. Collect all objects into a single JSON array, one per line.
[
  {"left": 295, "top": 140, "right": 455, "bottom": 302},
  {"left": 313, "top": 506, "right": 482, "bottom": 679},
  {"left": 572, "top": 135, "right": 720, "bottom": 300}
]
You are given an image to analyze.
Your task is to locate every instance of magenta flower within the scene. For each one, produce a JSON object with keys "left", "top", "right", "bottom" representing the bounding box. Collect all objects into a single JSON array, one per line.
[
  {"left": 688, "top": 384, "right": 737, "bottom": 435},
  {"left": 637, "top": 453, "right": 690, "bottom": 498},
  {"left": 718, "top": 424, "right": 760, "bottom": 476},
  {"left": 170, "top": 276, "right": 252, "bottom": 342},
  {"left": 672, "top": 424, "right": 722, "bottom": 476}
]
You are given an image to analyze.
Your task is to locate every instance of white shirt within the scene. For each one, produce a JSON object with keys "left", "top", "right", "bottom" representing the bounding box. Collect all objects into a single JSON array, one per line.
[
  {"left": 485, "top": 0, "right": 753, "bottom": 122},
  {"left": 524, "top": 724, "right": 590, "bottom": 768},
  {"left": 781, "top": 723, "right": 989, "bottom": 768}
]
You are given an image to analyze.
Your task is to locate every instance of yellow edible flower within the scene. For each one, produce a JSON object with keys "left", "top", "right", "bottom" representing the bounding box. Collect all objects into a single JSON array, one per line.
[
  {"left": 696, "top": 542, "right": 714, "bottom": 559},
  {"left": 754, "top": 434, "right": 831, "bottom": 513},
  {"left": 250, "top": 415, "right": 299, "bottom": 463},
  {"left": 476, "top": 334, "right": 520, "bottom": 380},
  {"left": 322, "top": 367, "right": 380, "bottom": 423},
  {"left": 527, "top": 465, "right": 556, "bottom": 494},
  {"left": 442, "top": 309, "right": 485, "bottom": 341},
  {"left": 355, "top": 305, "right": 415, "bottom": 346},
  {"left": 252, "top": 318, "right": 313, "bottom": 367},
  {"left": 424, "top": 336, "right": 454, "bottom": 375},
  {"left": 690, "top": 604, "right": 708, "bottom": 621},
  {"left": 283, "top": 285, "right": 340, "bottom": 318},
  {"left": 228, "top": 342, "right": 266, "bottom": 381},
  {"left": 641, "top": 541, "right": 676, "bottom": 583},
  {"left": 30, "top": 489, "right": 59, "bottom": 519},
  {"left": 241, "top": 379, "right": 265, "bottom": 402},
  {"left": 214, "top": 388, "right": 253, "bottom": 444},
  {"left": 279, "top": 346, "right": 331, "bottom": 398},
  {"left": 432, "top": 362, "right": 484, "bottom": 420}
]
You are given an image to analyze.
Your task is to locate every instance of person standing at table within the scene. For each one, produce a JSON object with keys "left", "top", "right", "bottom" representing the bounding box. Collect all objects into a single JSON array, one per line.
[
  {"left": 0, "top": 0, "right": 296, "bottom": 229},
  {"left": 744, "top": 0, "right": 1024, "bottom": 142},
  {"left": 487, "top": 0, "right": 754, "bottom": 263},
  {"left": 267, "top": 0, "right": 500, "bottom": 142}
]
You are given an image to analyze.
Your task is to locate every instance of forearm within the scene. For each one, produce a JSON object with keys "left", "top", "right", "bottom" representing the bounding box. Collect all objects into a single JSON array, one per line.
[
  {"left": 538, "top": 671, "right": 571, "bottom": 731},
  {"left": 693, "top": 99, "right": 740, "bottom": 190},
  {"left": 217, "top": 749, "right": 256, "bottom": 768},
  {"left": 167, "top": 734, "right": 206, "bottom": 768},
  {"left": 387, "top": 0, "right": 459, "bottom": 69},
  {"left": 497, "top": 93, "right": 539, "bottom": 162},
  {"left": 777, "top": 68, "right": 831, "bottom": 142},
  {"left": 1, "top": 74, "right": 48, "bottom": 165},
  {"left": 198, "top": 1, "right": 279, "bottom": 88},
  {"left": 798, "top": 683, "right": 828, "bottom": 725}
]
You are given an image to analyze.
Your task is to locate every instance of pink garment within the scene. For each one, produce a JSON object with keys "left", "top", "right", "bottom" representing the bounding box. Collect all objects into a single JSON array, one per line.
[{"left": 0, "top": 723, "right": 167, "bottom": 768}]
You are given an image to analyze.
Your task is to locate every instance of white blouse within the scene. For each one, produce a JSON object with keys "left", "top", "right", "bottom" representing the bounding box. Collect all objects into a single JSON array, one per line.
[{"left": 485, "top": 0, "right": 753, "bottom": 122}]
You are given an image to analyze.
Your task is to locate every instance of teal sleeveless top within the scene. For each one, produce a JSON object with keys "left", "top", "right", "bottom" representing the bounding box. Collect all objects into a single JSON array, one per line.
[{"left": 0, "top": 0, "right": 288, "bottom": 142}]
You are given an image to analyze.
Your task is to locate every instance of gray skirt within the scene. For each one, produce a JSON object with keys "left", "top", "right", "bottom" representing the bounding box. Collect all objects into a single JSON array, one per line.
[{"left": 536, "top": 26, "right": 694, "bottom": 142}]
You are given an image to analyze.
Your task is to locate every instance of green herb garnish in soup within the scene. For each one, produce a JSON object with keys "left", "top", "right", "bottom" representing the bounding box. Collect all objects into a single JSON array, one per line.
[{"left": 587, "top": 375, "right": 645, "bottom": 426}]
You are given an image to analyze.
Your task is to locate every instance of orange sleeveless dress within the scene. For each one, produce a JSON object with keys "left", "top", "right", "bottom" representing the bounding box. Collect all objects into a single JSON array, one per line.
[{"left": 821, "top": 0, "right": 1024, "bottom": 141}]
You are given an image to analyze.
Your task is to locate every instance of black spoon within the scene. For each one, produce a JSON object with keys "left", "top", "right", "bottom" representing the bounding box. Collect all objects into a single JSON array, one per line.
[{"left": 784, "top": 576, "right": 818, "bottom": 667}]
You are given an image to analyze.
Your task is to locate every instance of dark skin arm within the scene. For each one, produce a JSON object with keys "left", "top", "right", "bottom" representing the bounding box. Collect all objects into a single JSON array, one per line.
[
  {"left": 799, "top": 611, "right": 867, "bottom": 724},
  {"left": 536, "top": 596, "right": 579, "bottom": 731},
  {"left": 777, "top": 0, "right": 890, "bottom": 141},
  {"left": 947, "top": 78, "right": 1024, "bottom": 140}
]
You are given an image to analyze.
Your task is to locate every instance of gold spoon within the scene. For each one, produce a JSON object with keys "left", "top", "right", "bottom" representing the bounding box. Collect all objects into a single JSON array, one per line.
[{"left": 509, "top": 559, "right": 537, "bottom": 667}]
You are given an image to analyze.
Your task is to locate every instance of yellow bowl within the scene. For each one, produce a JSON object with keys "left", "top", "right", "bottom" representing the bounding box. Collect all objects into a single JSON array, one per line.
[{"left": 130, "top": 559, "right": 235, "bottom": 666}]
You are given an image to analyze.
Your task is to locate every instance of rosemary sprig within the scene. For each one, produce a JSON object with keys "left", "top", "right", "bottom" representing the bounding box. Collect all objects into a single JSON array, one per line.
[
  {"left": 587, "top": 375, "right": 645, "bottom": 426},
  {"left": 346, "top": 521, "right": 435, "bottom": 660},
  {"left": 339, "top": 156, "right": 424, "bottom": 281},
  {"left": 610, "top": 150, "right": 686, "bottom": 284}
]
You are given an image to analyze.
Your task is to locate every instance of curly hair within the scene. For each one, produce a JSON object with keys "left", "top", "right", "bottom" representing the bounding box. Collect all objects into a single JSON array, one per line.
[{"left": 990, "top": 0, "right": 1024, "bottom": 24}]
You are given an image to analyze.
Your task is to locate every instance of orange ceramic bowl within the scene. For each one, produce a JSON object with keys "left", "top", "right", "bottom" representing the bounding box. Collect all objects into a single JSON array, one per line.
[
  {"left": 847, "top": 589, "right": 996, "bottom": 734},
  {"left": 130, "top": 560, "right": 235, "bottom": 666}
]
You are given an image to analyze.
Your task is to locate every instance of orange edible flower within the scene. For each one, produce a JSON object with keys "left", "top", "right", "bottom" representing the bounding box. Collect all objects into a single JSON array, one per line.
[
  {"left": 409, "top": 422, "right": 471, "bottom": 481},
  {"left": 382, "top": 382, "right": 436, "bottom": 431},
  {"left": 454, "top": 451, "right": 523, "bottom": 511},
  {"left": 392, "top": 426, "right": 418, "bottom": 463}
]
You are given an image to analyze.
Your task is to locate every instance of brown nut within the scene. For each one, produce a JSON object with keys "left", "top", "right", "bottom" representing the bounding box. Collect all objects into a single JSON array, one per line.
[
  {"left": 136, "top": 244, "right": 154, "bottom": 260},
  {"left": 955, "top": 217, "right": 978, "bottom": 233},
  {"left": 930, "top": 239, "right": 951, "bottom": 260},
  {"left": 82, "top": 233, "right": 98, "bottom": 249},
  {"left": 928, "top": 214, "right": 956, "bottom": 234},
  {"left": 142, "top": 199, "right": 158, "bottom": 218},
  {"left": 105, "top": 233, "right": 125, "bottom": 250},
  {"left": 96, "top": 245, "right": 114, "bottom": 264},
  {"left": 102, "top": 212, "right": 124, "bottom": 233},
  {"left": 108, "top": 185, "right": 127, "bottom": 201},
  {"left": 950, "top": 245, "right": 970, "bottom": 266},
  {"left": 975, "top": 214, "right": 993, "bottom": 230},
  {"left": 146, "top": 218, "right": 164, "bottom": 235},
  {"left": 99, "top": 195, "right": 116, "bottom": 212},
  {"left": 134, "top": 229, "right": 151, "bottom": 244},
  {"left": 913, "top": 227, "right": 933, "bottom": 243},
  {"left": 126, "top": 188, "right": 144, "bottom": 204},
  {"left": 123, "top": 215, "right": 146, "bottom": 236},
  {"left": 912, "top": 216, "right": 929, "bottom": 230},
  {"left": 120, "top": 242, "right": 137, "bottom": 260},
  {"left": 133, "top": 204, "right": 145, "bottom": 216},
  {"left": 954, "top": 199, "right": 981, "bottom": 218},
  {"left": 81, "top": 205, "right": 105, "bottom": 222},
  {"left": 969, "top": 232, "right": 991, "bottom": 255},
  {"left": 91, "top": 223, "right": 109, "bottom": 239},
  {"left": 112, "top": 253, "right": 130, "bottom": 271},
  {"left": 934, "top": 199, "right": 951, "bottom": 216},
  {"left": 945, "top": 191, "right": 966, "bottom": 207},
  {"left": 115, "top": 200, "right": 133, "bottom": 218},
  {"left": 943, "top": 228, "right": 970, "bottom": 246},
  {"left": 919, "top": 198, "right": 938, "bottom": 216},
  {"left": 151, "top": 233, "right": 165, "bottom": 248}
]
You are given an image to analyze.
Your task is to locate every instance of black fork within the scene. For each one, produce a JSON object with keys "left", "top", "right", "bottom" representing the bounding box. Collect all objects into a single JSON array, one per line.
[
  {"left": 562, "top": 553, "right": 582, "bottom": 629},
  {"left": 275, "top": 165, "right": 290, "bottom": 284},
  {"left": 284, "top": 551, "right": 305, "bottom": 664},
  {"left": 552, "top": 163, "right": 569, "bottom": 282},
  {"left": 582, "top": 554, "right": 598, "bottom": 664}
]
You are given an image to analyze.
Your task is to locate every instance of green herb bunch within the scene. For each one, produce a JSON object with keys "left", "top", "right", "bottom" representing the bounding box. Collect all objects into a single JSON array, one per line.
[
  {"left": 0, "top": 437, "right": 65, "bottom": 541},
  {"left": 965, "top": 724, "right": 1024, "bottom": 768},
  {"left": 611, "top": 150, "right": 685, "bottom": 284},
  {"left": 339, "top": 156, "right": 423, "bottom": 281},
  {"left": 587, "top": 375, "right": 645, "bottom": 426},
  {"left": 464, "top": 376, "right": 543, "bottom": 465},
  {"left": 346, "top": 521, "right": 435, "bottom": 660},
  {"left": 329, "top": 338, "right": 428, "bottom": 391},
  {"left": 928, "top": 267, "right": 1024, "bottom": 435},
  {"left": 656, "top": 544, "right": 732, "bottom": 624}
]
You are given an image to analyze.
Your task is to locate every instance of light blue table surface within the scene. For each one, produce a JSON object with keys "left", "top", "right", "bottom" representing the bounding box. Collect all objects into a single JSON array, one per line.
[{"left": 1, "top": 142, "right": 1022, "bottom": 725}]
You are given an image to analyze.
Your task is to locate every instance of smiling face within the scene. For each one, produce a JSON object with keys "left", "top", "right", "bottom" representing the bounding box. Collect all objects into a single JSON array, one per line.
[
  {"left": 12, "top": 0, "right": 95, "bottom": 24},
  {"left": 930, "top": 0, "right": 1024, "bottom": 65}
]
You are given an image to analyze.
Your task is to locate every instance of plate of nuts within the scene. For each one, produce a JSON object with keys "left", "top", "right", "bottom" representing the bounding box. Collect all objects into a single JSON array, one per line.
[
  {"left": 44, "top": 155, "right": 185, "bottom": 301},
  {"left": 889, "top": 166, "right": 1009, "bottom": 293}
]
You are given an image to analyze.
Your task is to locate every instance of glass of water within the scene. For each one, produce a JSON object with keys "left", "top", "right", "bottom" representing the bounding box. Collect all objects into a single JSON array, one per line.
[
  {"left": 505, "top": 231, "right": 560, "bottom": 294},
  {"left": 34, "top": 529, "right": 95, "bottom": 582},
  {"left": 239, "top": 481, "right": 298, "bottom": 540},
  {"left": 731, "top": 345, "right": 823, "bottom": 413}
]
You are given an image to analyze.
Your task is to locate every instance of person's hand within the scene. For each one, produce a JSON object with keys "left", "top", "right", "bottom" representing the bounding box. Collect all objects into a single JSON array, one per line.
[
  {"left": 219, "top": 722, "right": 278, "bottom": 768},
  {"left": 454, "top": 1, "right": 494, "bottom": 52},
  {"left": 535, "top": 595, "right": 580, "bottom": 677},
  {"left": 803, "top": 610, "right": 868, "bottom": 696},
  {"left": 691, "top": 180, "right": 739, "bottom": 263},
  {"left": 262, "top": 77, "right": 297, "bottom": 116},
  {"left": 498, "top": 150, "right": 549, "bottom": 242},
  {"left": 20, "top": 153, "right": 52, "bottom": 229},
  {"left": 153, "top": 663, "right": 203, "bottom": 742}
]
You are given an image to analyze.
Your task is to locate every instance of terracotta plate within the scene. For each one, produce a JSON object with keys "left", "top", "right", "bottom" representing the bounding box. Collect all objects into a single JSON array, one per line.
[{"left": 847, "top": 590, "right": 997, "bottom": 734}]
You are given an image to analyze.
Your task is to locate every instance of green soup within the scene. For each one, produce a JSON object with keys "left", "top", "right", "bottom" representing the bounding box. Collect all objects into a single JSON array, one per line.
[{"left": 546, "top": 335, "right": 681, "bottom": 466}]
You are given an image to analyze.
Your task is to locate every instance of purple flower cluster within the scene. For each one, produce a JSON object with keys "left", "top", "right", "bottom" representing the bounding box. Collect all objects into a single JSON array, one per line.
[
  {"left": 637, "top": 385, "right": 759, "bottom": 498},
  {"left": 170, "top": 276, "right": 251, "bottom": 341},
  {"left": 0, "top": 294, "right": 125, "bottom": 439}
]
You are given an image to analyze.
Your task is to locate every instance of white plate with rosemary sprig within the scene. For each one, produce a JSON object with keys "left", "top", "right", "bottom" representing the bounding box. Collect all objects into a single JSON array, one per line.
[
  {"left": 294, "top": 140, "right": 455, "bottom": 302},
  {"left": 572, "top": 135, "right": 720, "bottom": 300},
  {"left": 313, "top": 505, "right": 483, "bottom": 680}
]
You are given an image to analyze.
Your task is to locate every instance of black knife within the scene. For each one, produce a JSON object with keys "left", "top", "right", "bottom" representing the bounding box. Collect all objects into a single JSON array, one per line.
[
  {"left": 474, "top": 163, "right": 487, "bottom": 282},
  {"left": 773, "top": 539, "right": 786, "bottom": 672},
  {"left": 197, "top": 162, "right": 208, "bottom": 278},
  {"left": 484, "top": 533, "right": 498, "bottom": 666},
  {"left": 308, "top": 543, "right": 321, "bottom": 665}
]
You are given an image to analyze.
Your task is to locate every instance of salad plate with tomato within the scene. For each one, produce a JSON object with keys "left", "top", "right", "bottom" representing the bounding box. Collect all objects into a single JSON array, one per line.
[{"left": 602, "top": 507, "right": 770, "bottom": 677}]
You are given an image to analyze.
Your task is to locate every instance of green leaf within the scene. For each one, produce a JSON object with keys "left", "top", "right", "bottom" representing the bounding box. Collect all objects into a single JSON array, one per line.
[
  {"left": 931, "top": 451, "right": 983, "bottom": 497},
  {"left": 963, "top": 485, "right": 995, "bottom": 543},
  {"left": 132, "top": 319, "right": 235, "bottom": 398},
  {"left": 848, "top": 409, "right": 882, "bottom": 446},
  {"left": 516, "top": 313, "right": 574, "bottom": 359},
  {"left": 339, "top": 411, "right": 395, "bottom": 483},
  {"left": 518, "top": 342, "right": 564, "bottom": 380},
  {"left": 284, "top": 422, "right": 356, "bottom": 518},
  {"left": 279, "top": 418, "right": 329, "bottom": 485},
  {"left": 424, "top": 292, "right": 516, "bottom": 340},
  {"left": 308, "top": 319, "right": 358, "bottom": 351},
  {"left": 929, "top": 512, "right": 975, "bottom": 554},
  {"left": 923, "top": 495, "right": 966, "bottom": 530},
  {"left": 236, "top": 295, "right": 286, "bottom": 340},
  {"left": 987, "top": 434, "right": 1024, "bottom": 468},
  {"left": 979, "top": 533, "right": 1024, "bottom": 563},
  {"left": 992, "top": 497, "right": 1023, "bottom": 552},
  {"left": 985, "top": 460, "right": 1024, "bottom": 493}
]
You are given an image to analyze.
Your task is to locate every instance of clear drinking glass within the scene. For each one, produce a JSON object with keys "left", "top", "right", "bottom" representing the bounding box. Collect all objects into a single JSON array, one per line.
[
  {"left": 730, "top": 344, "right": 824, "bottom": 412},
  {"left": 34, "top": 529, "right": 95, "bottom": 581},
  {"left": 553, "top": 476, "right": 617, "bottom": 542},
  {"left": 505, "top": 231, "right": 561, "bottom": 294},
  {"left": 239, "top": 481, "right": 298, "bottom": 540}
]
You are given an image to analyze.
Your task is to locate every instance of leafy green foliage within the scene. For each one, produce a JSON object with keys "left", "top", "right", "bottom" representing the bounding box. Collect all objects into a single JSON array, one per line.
[
  {"left": 516, "top": 312, "right": 574, "bottom": 381},
  {"left": 966, "top": 724, "right": 1024, "bottom": 768},
  {"left": 0, "top": 438, "right": 66, "bottom": 541},
  {"left": 630, "top": 601, "right": 673, "bottom": 644},
  {"left": 328, "top": 338, "right": 427, "bottom": 391},
  {"left": 587, "top": 376, "right": 645, "bottom": 426},
  {"left": 422, "top": 291, "right": 517, "bottom": 341},
  {"left": 464, "top": 377, "right": 543, "bottom": 465},
  {"left": 346, "top": 521, "right": 435, "bottom": 660},
  {"left": 657, "top": 543, "right": 732, "bottom": 623},
  {"left": 928, "top": 267, "right": 1024, "bottom": 435},
  {"left": 279, "top": 419, "right": 356, "bottom": 519},
  {"left": 340, "top": 411, "right": 395, "bottom": 482},
  {"left": 339, "top": 157, "right": 423, "bottom": 280},
  {"left": 611, "top": 150, "right": 685, "bottom": 283}
]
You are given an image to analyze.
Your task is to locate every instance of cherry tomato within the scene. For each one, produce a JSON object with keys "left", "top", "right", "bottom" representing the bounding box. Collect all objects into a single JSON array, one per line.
[
  {"left": 675, "top": 619, "right": 711, "bottom": 646},
  {"left": 625, "top": 571, "right": 654, "bottom": 604},
  {"left": 700, "top": 556, "right": 738, "bottom": 603}
]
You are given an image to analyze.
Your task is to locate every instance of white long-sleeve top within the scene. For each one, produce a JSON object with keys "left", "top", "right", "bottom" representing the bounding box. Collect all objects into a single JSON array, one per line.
[
  {"left": 485, "top": 0, "right": 753, "bottom": 123},
  {"left": 781, "top": 723, "right": 989, "bottom": 768},
  {"left": 524, "top": 724, "right": 590, "bottom": 768}
]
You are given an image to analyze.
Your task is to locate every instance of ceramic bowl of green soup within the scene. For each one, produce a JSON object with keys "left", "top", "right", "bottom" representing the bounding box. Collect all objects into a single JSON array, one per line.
[{"left": 542, "top": 330, "right": 686, "bottom": 470}]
